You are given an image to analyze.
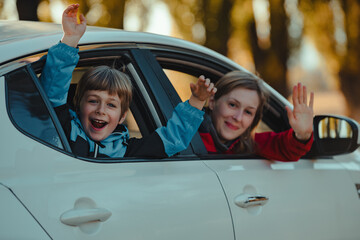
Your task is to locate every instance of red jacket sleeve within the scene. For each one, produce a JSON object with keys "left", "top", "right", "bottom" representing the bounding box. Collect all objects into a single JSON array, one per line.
[{"left": 254, "top": 129, "right": 313, "bottom": 162}]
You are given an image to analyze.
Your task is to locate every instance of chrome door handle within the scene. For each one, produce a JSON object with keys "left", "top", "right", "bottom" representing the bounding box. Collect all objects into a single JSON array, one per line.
[
  {"left": 234, "top": 193, "right": 269, "bottom": 208},
  {"left": 60, "top": 207, "right": 112, "bottom": 226}
]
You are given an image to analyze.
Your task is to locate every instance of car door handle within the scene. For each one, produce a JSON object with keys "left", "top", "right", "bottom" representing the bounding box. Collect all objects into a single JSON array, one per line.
[
  {"left": 60, "top": 207, "right": 112, "bottom": 226},
  {"left": 234, "top": 193, "right": 269, "bottom": 208}
]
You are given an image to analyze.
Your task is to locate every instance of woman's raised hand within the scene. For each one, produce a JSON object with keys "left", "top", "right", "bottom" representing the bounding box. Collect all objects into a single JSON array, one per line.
[
  {"left": 189, "top": 75, "right": 217, "bottom": 110},
  {"left": 285, "top": 83, "right": 314, "bottom": 141}
]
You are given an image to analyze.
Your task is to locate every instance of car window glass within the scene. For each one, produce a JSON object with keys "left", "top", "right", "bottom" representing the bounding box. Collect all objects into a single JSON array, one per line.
[{"left": 5, "top": 67, "right": 63, "bottom": 149}]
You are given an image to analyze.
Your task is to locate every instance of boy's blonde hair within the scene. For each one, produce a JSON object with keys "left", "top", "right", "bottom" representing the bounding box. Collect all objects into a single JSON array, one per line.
[{"left": 73, "top": 66, "right": 132, "bottom": 117}]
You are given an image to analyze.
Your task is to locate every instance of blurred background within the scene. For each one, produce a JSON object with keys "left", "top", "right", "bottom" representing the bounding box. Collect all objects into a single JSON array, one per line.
[{"left": 1, "top": 0, "right": 359, "bottom": 122}]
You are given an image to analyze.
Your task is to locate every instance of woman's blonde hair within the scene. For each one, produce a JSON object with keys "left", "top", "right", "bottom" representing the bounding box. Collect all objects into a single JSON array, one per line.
[
  {"left": 73, "top": 66, "right": 132, "bottom": 117},
  {"left": 212, "top": 70, "right": 268, "bottom": 153}
]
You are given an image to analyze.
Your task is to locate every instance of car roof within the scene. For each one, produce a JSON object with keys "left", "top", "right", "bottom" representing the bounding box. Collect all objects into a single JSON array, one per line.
[
  {"left": 0, "top": 20, "right": 289, "bottom": 105},
  {"left": 0, "top": 21, "right": 239, "bottom": 68},
  {"left": 0, "top": 21, "right": 63, "bottom": 42}
]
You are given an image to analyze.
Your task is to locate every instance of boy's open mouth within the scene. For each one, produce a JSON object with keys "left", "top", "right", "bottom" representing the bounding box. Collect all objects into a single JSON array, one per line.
[{"left": 91, "top": 119, "right": 108, "bottom": 129}]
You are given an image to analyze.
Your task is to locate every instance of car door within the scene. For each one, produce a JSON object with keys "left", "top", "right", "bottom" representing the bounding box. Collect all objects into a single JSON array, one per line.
[
  {"left": 204, "top": 158, "right": 360, "bottom": 240},
  {"left": 0, "top": 46, "right": 234, "bottom": 240},
  {"left": 149, "top": 47, "right": 360, "bottom": 240}
]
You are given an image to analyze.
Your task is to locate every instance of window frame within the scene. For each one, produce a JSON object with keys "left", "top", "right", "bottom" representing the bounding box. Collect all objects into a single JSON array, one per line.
[
  {"left": 150, "top": 48, "right": 292, "bottom": 132},
  {"left": 4, "top": 44, "right": 209, "bottom": 162},
  {"left": 146, "top": 47, "right": 294, "bottom": 157},
  {"left": 3, "top": 42, "right": 296, "bottom": 161},
  {"left": 130, "top": 49, "right": 207, "bottom": 156},
  {"left": 5, "top": 63, "right": 72, "bottom": 153}
]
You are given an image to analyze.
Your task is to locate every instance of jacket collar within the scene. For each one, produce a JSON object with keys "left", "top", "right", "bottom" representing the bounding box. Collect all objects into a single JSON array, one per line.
[
  {"left": 69, "top": 109, "right": 130, "bottom": 148},
  {"left": 200, "top": 112, "right": 239, "bottom": 153}
]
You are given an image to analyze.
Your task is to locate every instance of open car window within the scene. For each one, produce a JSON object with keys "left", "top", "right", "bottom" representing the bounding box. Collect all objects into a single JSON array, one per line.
[
  {"left": 153, "top": 52, "right": 282, "bottom": 134},
  {"left": 162, "top": 69, "right": 273, "bottom": 133},
  {"left": 4, "top": 48, "right": 168, "bottom": 160}
]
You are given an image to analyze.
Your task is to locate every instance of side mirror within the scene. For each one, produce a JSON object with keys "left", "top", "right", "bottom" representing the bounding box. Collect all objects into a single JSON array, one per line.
[{"left": 312, "top": 115, "right": 360, "bottom": 156}]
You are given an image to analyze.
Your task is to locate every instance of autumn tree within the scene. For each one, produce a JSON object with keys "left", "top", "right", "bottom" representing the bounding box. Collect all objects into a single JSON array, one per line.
[
  {"left": 65, "top": 0, "right": 126, "bottom": 29},
  {"left": 338, "top": 0, "right": 360, "bottom": 121},
  {"left": 165, "top": 0, "right": 295, "bottom": 97},
  {"left": 250, "top": 0, "right": 291, "bottom": 96},
  {"left": 164, "top": 0, "right": 233, "bottom": 57},
  {"left": 16, "top": 0, "right": 40, "bottom": 21},
  {"left": 300, "top": 0, "right": 360, "bottom": 121}
]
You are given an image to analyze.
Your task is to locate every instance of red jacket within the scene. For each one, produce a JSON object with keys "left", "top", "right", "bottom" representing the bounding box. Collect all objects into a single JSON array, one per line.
[{"left": 200, "top": 128, "right": 313, "bottom": 162}]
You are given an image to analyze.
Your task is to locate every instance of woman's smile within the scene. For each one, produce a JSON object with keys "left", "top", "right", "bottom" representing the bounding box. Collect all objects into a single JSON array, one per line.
[{"left": 225, "top": 121, "right": 239, "bottom": 130}]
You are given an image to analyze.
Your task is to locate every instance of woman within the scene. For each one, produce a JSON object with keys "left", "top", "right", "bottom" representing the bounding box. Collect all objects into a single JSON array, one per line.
[{"left": 199, "top": 71, "right": 314, "bottom": 161}]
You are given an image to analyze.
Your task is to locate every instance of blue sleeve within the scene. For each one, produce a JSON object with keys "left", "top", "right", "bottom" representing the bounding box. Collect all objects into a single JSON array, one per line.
[
  {"left": 156, "top": 101, "right": 204, "bottom": 157},
  {"left": 40, "top": 42, "right": 79, "bottom": 107}
]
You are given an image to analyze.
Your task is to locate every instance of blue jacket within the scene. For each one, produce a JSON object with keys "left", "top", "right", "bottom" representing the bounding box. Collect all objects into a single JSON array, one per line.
[{"left": 40, "top": 42, "right": 204, "bottom": 158}]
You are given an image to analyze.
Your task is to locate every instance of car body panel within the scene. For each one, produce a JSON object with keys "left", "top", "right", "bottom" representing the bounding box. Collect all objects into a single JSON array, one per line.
[
  {"left": 334, "top": 150, "right": 360, "bottom": 188},
  {"left": 205, "top": 159, "right": 360, "bottom": 239},
  {"left": 5, "top": 158, "right": 234, "bottom": 239},
  {"left": 1, "top": 71, "right": 233, "bottom": 240},
  {"left": 0, "top": 184, "right": 51, "bottom": 239}
]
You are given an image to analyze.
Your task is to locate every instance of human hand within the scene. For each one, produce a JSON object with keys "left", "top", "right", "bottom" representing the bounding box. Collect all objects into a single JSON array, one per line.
[
  {"left": 61, "top": 4, "right": 87, "bottom": 48},
  {"left": 189, "top": 75, "right": 217, "bottom": 110},
  {"left": 285, "top": 83, "right": 314, "bottom": 141}
]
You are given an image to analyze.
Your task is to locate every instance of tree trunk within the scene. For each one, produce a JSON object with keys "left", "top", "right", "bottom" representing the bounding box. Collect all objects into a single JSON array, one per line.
[
  {"left": 250, "top": 0, "right": 289, "bottom": 97},
  {"left": 203, "top": 0, "right": 234, "bottom": 57},
  {"left": 102, "top": 1, "right": 126, "bottom": 29},
  {"left": 338, "top": 0, "right": 360, "bottom": 121},
  {"left": 17, "top": 0, "right": 40, "bottom": 21},
  {"left": 339, "top": 71, "right": 360, "bottom": 121}
]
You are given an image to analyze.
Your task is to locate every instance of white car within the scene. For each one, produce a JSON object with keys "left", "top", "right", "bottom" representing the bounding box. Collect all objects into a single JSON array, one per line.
[{"left": 1, "top": 20, "right": 360, "bottom": 240}]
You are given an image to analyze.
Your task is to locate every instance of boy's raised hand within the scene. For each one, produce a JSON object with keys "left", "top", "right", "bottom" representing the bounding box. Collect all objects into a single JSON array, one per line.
[
  {"left": 189, "top": 75, "right": 217, "bottom": 110},
  {"left": 285, "top": 83, "right": 314, "bottom": 141},
  {"left": 61, "top": 4, "right": 87, "bottom": 48}
]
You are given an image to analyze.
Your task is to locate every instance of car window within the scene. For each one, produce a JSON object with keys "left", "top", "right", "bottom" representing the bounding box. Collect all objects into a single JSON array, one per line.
[
  {"left": 160, "top": 60, "right": 272, "bottom": 133},
  {"left": 4, "top": 52, "right": 154, "bottom": 157},
  {"left": 5, "top": 66, "right": 64, "bottom": 149},
  {"left": 163, "top": 69, "right": 198, "bottom": 102},
  {"left": 152, "top": 49, "right": 291, "bottom": 132}
]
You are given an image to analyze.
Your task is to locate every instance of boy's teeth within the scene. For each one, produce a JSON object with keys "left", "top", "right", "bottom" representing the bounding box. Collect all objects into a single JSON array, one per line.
[
  {"left": 91, "top": 119, "right": 107, "bottom": 128},
  {"left": 94, "top": 119, "right": 105, "bottom": 123}
]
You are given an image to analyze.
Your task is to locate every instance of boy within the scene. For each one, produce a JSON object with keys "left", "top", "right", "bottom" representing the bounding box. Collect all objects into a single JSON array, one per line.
[{"left": 40, "top": 4, "right": 216, "bottom": 158}]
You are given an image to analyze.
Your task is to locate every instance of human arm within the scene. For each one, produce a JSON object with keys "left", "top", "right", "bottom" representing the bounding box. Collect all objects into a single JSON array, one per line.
[
  {"left": 155, "top": 76, "right": 216, "bottom": 156},
  {"left": 124, "top": 101, "right": 205, "bottom": 158},
  {"left": 285, "top": 82, "right": 314, "bottom": 141},
  {"left": 255, "top": 129, "right": 313, "bottom": 162},
  {"left": 189, "top": 75, "right": 217, "bottom": 110},
  {"left": 40, "top": 4, "right": 86, "bottom": 107},
  {"left": 61, "top": 4, "right": 87, "bottom": 47},
  {"left": 254, "top": 83, "right": 314, "bottom": 161},
  {"left": 126, "top": 76, "right": 216, "bottom": 158}
]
